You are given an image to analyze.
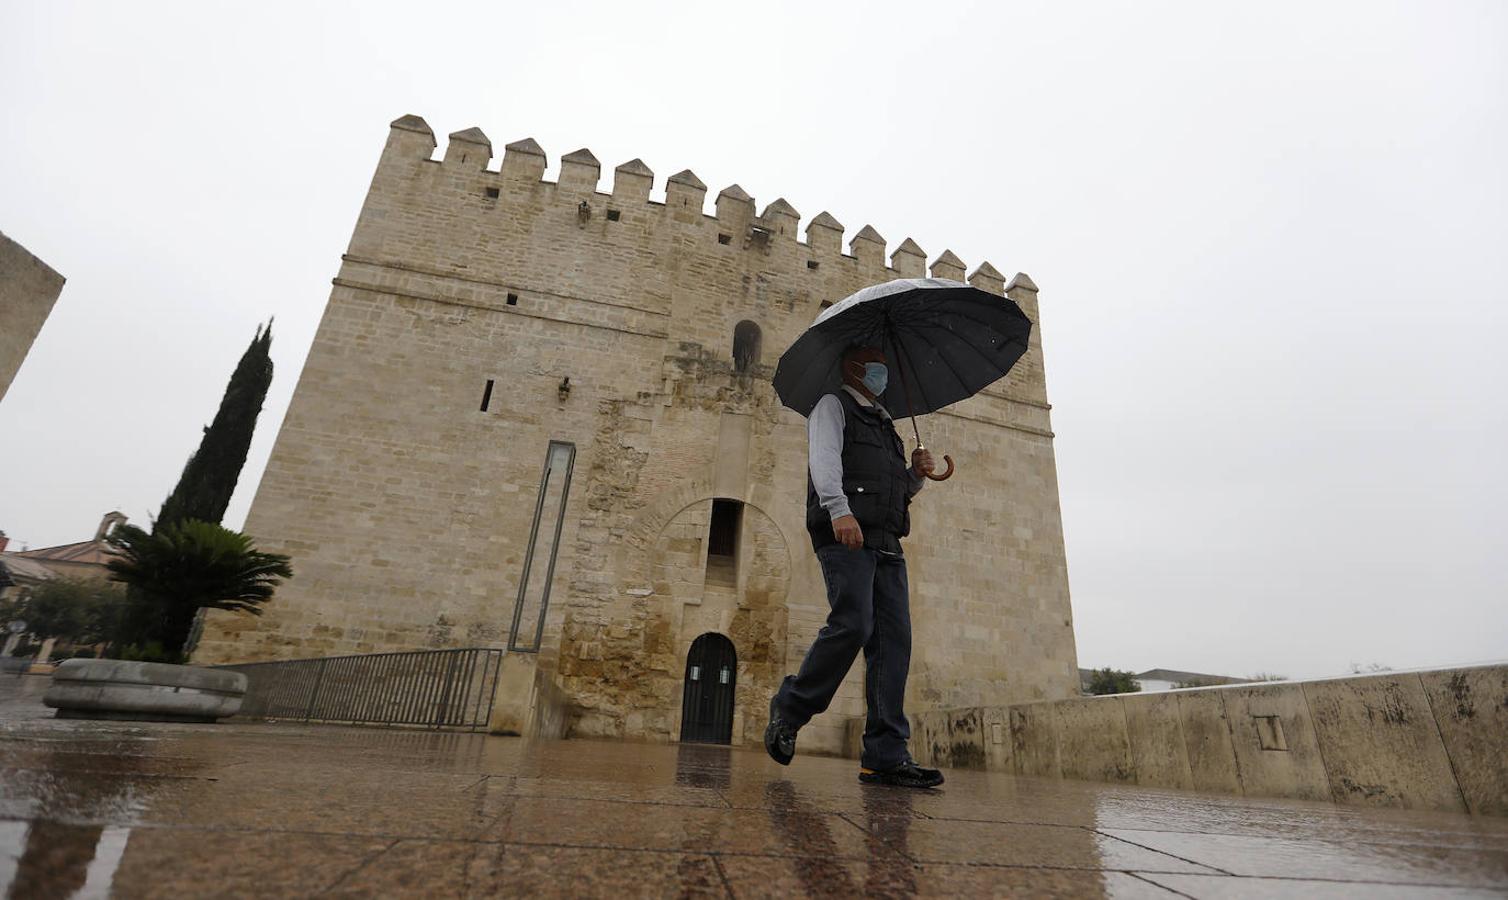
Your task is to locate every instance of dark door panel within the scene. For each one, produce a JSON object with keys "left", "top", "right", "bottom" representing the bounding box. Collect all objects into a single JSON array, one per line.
[{"left": 680, "top": 633, "right": 736, "bottom": 744}]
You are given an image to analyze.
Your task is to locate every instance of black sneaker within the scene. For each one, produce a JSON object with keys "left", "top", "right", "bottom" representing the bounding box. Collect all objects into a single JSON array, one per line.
[
  {"left": 859, "top": 759, "right": 945, "bottom": 789},
  {"left": 764, "top": 696, "right": 797, "bottom": 766}
]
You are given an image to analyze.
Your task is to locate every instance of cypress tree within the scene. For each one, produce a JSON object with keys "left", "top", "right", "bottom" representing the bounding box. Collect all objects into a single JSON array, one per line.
[{"left": 157, "top": 323, "right": 274, "bottom": 530}]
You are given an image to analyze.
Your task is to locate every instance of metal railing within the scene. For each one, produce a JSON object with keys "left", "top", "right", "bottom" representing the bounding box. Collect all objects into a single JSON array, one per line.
[{"left": 218, "top": 647, "right": 504, "bottom": 732}]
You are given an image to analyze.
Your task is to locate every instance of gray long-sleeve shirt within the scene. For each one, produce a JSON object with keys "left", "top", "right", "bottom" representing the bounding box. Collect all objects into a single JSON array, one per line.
[{"left": 808, "top": 385, "right": 925, "bottom": 522}]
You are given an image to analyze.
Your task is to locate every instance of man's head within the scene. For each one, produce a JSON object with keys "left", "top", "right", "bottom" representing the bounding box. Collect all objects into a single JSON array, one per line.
[{"left": 842, "top": 346, "right": 889, "bottom": 399}]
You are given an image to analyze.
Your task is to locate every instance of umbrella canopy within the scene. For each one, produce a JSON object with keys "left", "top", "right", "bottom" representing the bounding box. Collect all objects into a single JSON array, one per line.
[{"left": 773, "top": 278, "right": 1032, "bottom": 419}]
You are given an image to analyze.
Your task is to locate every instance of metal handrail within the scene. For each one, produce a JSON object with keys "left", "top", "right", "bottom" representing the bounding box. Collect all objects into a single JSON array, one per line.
[{"left": 217, "top": 647, "right": 504, "bottom": 732}]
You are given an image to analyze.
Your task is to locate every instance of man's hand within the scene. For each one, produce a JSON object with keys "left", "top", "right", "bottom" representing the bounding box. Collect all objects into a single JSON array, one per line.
[
  {"left": 832, "top": 514, "right": 864, "bottom": 550},
  {"left": 911, "top": 447, "right": 936, "bottom": 479}
]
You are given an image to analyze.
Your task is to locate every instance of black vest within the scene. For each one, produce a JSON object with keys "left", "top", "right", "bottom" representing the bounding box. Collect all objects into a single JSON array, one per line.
[{"left": 806, "top": 390, "right": 913, "bottom": 552}]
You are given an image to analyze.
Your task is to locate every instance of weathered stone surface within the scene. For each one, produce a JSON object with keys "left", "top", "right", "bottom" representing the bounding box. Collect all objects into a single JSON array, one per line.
[
  {"left": 1304, "top": 675, "right": 1466, "bottom": 812},
  {"left": 945, "top": 708, "right": 987, "bottom": 770},
  {"left": 0, "top": 232, "right": 65, "bottom": 404},
  {"left": 1175, "top": 690, "right": 1242, "bottom": 794},
  {"left": 1053, "top": 697, "right": 1134, "bottom": 783},
  {"left": 909, "top": 708, "right": 950, "bottom": 767},
  {"left": 903, "top": 703, "right": 1031, "bottom": 773},
  {"left": 1122, "top": 691, "right": 1194, "bottom": 790},
  {"left": 980, "top": 705, "right": 1014, "bottom": 772},
  {"left": 908, "top": 707, "right": 987, "bottom": 769},
  {"left": 1009, "top": 702, "right": 1059, "bottom": 777},
  {"left": 488, "top": 653, "right": 573, "bottom": 739},
  {"left": 1216, "top": 683, "right": 1332, "bottom": 802},
  {"left": 1421, "top": 666, "right": 1508, "bottom": 815},
  {"left": 43, "top": 659, "right": 246, "bottom": 722}
]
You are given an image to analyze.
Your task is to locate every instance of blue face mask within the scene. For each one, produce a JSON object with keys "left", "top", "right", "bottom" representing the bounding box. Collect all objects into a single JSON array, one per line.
[{"left": 860, "top": 362, "right": 888, "bottom": 396}]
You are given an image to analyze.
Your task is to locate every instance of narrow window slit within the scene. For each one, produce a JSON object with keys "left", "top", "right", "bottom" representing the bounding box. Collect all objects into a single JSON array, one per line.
[
  {"left": 480, "top": 379, "right": 495, "bottom": 412},
  {"left": 733, "top": 320, "right": 761, "bottom": 373},
  {"left": 706, "top": 499, "right": 743, "bottom": 587},
  {"left": 506, "top": 293, "right": 518, "bottom": 306}
]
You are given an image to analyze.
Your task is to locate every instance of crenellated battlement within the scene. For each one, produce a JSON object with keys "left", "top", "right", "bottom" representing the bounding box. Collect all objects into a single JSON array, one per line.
[{"left": 373, "top": 115, "right": 1033, "bottom": 296}]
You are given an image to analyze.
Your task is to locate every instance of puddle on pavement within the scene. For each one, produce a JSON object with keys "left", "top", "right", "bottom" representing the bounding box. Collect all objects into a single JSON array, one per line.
[{"left": 0, "top": 820, "right": 130, "bottom": 899}]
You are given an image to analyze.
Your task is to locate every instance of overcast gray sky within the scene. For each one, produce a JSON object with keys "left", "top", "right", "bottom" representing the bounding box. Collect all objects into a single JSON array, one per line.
[{"left": 2, "top": 1, "right": 1504, "bottom": 680}]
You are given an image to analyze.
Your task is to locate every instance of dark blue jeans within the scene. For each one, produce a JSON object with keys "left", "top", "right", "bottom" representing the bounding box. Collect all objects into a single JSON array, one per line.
[{"left": 774, "top": 544, "right": 912, "bottom": 771}]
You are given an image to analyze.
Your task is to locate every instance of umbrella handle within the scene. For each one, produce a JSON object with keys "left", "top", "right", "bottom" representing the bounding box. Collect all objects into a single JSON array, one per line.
[
  {"left": 927, "top": 454, "right": 955, "bottom": 482},
  {"left": 916, "top": 445, "right": 956, "bottom": 482}
]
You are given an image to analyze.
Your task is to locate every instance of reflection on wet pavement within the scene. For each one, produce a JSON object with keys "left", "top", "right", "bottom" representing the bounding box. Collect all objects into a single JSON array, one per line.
[{"left": 2, "top": 675, "right": 1506, "bottom": 898}]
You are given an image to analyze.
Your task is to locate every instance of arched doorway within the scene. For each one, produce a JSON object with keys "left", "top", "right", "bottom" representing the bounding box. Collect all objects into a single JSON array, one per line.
[{"left": 679, "top": 633, "right": 736, "bottom": 744}]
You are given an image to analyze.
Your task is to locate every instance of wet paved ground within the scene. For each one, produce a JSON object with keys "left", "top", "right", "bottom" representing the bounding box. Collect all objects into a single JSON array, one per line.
[{"left": 2, "top": 676, "right": 1506, "bottom": 898}]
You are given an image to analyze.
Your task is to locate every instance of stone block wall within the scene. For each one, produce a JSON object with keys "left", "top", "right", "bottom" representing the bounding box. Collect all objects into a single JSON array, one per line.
[
  {"left": 194, "top": 115, "right": 1081, "bottom": 754},
  {"left": 894, "top": 664, "right": 1508, "bottom": 816},
  {"left": 0, "top": 231, "right": 65, "bottom": 403}
]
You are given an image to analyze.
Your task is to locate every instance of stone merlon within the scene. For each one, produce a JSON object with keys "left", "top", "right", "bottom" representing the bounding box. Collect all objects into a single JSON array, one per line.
[
  {"left": 390, "top": 114, "right": 434, "bottom": 137},
  {"left": 502, "top": 137, "right": 546, "bottom": 181},
  {"left": 968, "top": 262, "right": 1006, "bottom": 295},
  {"left": 806, "top": 212, "right": 844, "bottom": 255},
  {"left": 504, "top": 137, "right": 545, "bottom": 158},
  {"left": 668, "top": 169, "right": 706, "bottom": 190},
  {"left": 1006, "top": 272, "right": 1039, "bottom": 293},
  {"left": 558, "top": 148, "right": 600, "bottom": 194},
  {"left": 445, "top": 127, "right": 492, "bottom": 168},
  {"left": 931, "top": 249, "right": 966, "bottom": 281},
  {"left": 613, "top": 158, "right": 654, "bottom": 202},
  {"left": 891, "top": 238, "right": 927, "bottom": 277}
]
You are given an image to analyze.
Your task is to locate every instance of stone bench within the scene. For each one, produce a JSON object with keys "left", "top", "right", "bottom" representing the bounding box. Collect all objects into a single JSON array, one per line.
[{"left": 43, "top": 659, "right": 248, "bottom": 723}]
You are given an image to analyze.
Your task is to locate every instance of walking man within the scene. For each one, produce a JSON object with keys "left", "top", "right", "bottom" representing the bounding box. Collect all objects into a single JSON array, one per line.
[{"left": 764, "top": 346, "right": 945, "bottom": 788}]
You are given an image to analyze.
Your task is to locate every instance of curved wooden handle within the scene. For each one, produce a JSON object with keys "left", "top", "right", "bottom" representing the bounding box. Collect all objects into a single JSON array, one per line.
[{"left": 925, "top": 454, "right": 955, "bottom": 482}]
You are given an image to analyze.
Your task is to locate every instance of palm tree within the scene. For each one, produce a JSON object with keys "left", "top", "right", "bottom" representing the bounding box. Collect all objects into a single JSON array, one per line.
[{"left": 107, "top": 520, "right": 292, "bottom": 658}]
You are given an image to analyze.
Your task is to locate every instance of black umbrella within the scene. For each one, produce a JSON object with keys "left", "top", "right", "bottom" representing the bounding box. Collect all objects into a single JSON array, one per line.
[{"left": 773, "top": 278, "right": 1032, "bottom": 482}]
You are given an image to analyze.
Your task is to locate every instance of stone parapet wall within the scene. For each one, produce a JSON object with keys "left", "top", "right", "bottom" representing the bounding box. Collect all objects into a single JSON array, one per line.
[{"left": 861, "top": 664, "right": 1508, "bottom": 816}]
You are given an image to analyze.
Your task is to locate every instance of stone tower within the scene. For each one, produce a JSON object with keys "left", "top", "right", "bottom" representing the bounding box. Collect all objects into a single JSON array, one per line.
[{"left": 194, "top": 115, "right": 1080, "bottom": 754}]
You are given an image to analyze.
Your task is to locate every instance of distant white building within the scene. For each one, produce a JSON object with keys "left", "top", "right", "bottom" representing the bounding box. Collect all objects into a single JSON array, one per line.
[
  {"left": 1079, "top": 667, "right": 1244, "bottom": 694},
  {"left": 1132, "top": 668, "right": 1242, "bottom": 692}
]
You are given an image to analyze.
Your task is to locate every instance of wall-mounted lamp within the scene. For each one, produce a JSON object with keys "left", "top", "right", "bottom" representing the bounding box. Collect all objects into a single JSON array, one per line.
[
  {"left": 558, "top": 376, "right": 572, "bottom": 401},
  {"left": 577, "top": 200, "right": 591, "bottom": 225}
]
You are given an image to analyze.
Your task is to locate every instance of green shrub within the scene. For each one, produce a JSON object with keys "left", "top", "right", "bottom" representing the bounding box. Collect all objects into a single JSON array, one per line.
[
  {"left": 111, "top": 642, "right": 184, "bottom": 664},
  {"left": 1086, "top": 668, "right": 1142, "bottom": 695}
]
